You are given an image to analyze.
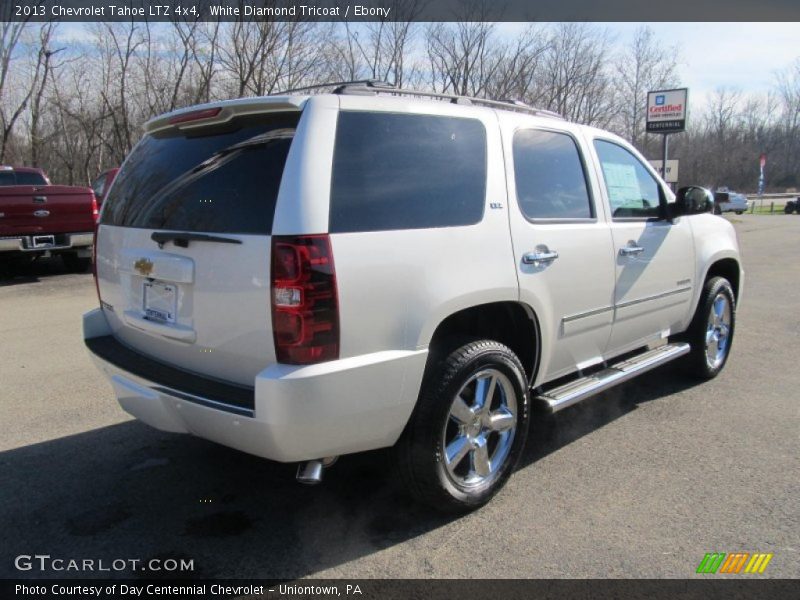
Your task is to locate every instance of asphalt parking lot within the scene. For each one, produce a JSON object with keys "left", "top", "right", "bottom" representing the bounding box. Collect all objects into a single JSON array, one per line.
[{"left": 1, "top": 214, "right": 798, "bottom": 580}]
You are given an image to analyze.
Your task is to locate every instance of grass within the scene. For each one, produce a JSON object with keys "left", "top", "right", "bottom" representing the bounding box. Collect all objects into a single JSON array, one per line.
[{"left": 747, "top": 204, "right": 792, "bottom": 215}]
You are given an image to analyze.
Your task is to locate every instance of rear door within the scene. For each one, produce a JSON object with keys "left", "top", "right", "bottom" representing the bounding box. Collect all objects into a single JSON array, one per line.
[
  {"left": 97, "top": 107, "right": 301, "bottom": 386},
  {"left": 502, "top": 116, "right": 616, "bottom": 382}
]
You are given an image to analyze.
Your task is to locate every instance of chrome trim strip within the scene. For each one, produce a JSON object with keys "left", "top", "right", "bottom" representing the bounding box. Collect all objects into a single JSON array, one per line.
[
  {"left": 151, "top": 386, "right": 255, "bottom": 418},
  {"left": 562, "top": 286, "right": 692, "bottom": 324},
  {"left": 615, "top": 286, "right": 692, "bottom": 310},
  {"left": 562, "top": 305, "right": 614, "bottom": 323}
]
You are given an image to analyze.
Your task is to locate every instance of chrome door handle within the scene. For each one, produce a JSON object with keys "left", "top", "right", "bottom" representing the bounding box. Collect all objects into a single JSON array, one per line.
[
  {"left": 522, "top": 250, "right": 559, "bottom": 266},
  {"left": 619, "top": 244, "right": 645, "bottom": 257}
]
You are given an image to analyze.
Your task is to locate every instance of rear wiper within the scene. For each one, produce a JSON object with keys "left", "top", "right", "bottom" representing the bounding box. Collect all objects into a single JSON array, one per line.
[{"left": 151, "top": 231, "right": 243, "bottom": 249}]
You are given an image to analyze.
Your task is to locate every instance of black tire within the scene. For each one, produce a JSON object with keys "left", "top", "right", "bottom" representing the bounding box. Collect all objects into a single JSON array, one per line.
[
  {"left": 62, "top": 252, "right": 91, "bottom": 273},
  {"left": 785, "top": 204, "right": 795, "bottom": 215},
  {"left": 394, "top": 339, "right": 530, "bottom": 512},
  {"left": 713, "top": 205, "right": 722, "bottom": 215},
  {"left": 681, "top": 277, "right": 736, "bottom": 380},
  {"left": 735, "top": 211, "right": 743, "bottom": 215}
]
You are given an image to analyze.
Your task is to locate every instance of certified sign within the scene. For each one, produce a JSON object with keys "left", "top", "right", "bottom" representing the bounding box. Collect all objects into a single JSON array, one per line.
[
  {"left": 648, "top": 159, "right": 679, "bottom": 183},
  {"left": 646, "top": 88, "right": 688, "bottom": 133}
]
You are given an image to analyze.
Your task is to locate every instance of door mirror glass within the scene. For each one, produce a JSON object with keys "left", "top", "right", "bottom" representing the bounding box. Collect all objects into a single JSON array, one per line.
[{"left": 674, "top": 186, "right": 713, "bottom": 216}]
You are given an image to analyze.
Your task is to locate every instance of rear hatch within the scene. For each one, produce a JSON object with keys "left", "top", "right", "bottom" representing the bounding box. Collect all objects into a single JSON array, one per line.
[
  {"left": 0, "top": 185, "right": 95, "bottom": 236},
  {"left": 96, "top": 105, "right": 301, "bottom": 386}
]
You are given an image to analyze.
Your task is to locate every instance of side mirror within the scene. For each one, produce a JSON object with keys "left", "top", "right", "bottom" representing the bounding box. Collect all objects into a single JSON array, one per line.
[{"left": 673, "top": 186, "right": 713, "bottom": 217}]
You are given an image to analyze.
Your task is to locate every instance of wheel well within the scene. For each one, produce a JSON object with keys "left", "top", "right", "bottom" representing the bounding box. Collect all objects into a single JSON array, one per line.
[
  {"left": 706, "top": 258, "right": 741, "bottom": 299},
  {"left": 427, "top": 302, "right": 540, "bottom": 383}
]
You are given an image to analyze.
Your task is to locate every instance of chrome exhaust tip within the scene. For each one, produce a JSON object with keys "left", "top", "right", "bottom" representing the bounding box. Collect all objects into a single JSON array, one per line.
[{"left": 296, "top": 456, "right": 338, "bottom": 485}]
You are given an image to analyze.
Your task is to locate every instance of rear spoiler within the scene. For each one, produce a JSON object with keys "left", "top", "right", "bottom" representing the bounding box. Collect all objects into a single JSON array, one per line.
[{"left": 145, "top": 96, "right": 308, "bottom": 134}]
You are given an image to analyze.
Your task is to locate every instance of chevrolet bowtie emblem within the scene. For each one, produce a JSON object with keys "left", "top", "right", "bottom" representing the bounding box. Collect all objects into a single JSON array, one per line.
[{"left": 134, "top": 258, "right": 154, "bottom": 277}]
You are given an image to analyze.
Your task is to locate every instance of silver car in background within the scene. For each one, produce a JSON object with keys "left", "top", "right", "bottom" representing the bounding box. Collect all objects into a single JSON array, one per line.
[{"left": 714, "top": 190, "right": 749, "bottom": 215}]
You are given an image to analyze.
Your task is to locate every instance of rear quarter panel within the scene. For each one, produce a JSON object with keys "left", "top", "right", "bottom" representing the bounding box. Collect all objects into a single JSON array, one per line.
[{"left": 274, "top": 95, "right": 519, "bottom": 358}]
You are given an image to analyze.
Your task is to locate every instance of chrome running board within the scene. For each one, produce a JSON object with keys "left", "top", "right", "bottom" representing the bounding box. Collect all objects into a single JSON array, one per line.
[{"left": 533, "top": 343, "right": 690, "bottom": 413}]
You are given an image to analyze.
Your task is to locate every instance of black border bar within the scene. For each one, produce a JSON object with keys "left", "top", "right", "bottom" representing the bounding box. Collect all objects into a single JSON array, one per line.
[
  {"left": 3, "top": 579, "right": 800, "bottom": 600},
  {"left": 4, "top": 0, "right": 800, "bottom": 22}
]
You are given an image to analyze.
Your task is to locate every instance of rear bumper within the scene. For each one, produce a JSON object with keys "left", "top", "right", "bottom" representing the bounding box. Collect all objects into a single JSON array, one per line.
[
  {"left": 0, "top": 232, "right": 93, "bottom": 253},
  {"left": 83, "top": 308, "right": 427, "bottom": 462}
]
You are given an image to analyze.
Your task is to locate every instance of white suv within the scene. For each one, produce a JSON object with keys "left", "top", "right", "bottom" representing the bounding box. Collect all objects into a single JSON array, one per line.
[{"left": 84, "top": 82, "right": 743, "bottom": 511}]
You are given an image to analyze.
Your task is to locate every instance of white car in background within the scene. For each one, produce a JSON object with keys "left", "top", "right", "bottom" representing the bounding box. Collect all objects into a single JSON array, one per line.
[{"left": 714, "top": 190, "right": 749, "bottom": 215}]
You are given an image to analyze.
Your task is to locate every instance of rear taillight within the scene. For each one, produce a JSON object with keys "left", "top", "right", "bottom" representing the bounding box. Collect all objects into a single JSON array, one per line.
[
  {"left": 92, "top": 223, "right": 100, "bottom": 304},
  {"left": 271, "top": 235, "right": 339, "bottom": 365},
  {"left": 91, "top": 193, "right": 99, "bottom": 221}
]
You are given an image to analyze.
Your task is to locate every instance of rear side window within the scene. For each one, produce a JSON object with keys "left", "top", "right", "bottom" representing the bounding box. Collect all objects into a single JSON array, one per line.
[
  {"left": 330, "top": 111, "right": 486, "bottom": 233},
  {"left": 513, "top": 129, "right": 593, "bottom": 220},
  {"left": 102, "top": 113, "right": 299, "bottom": 234},
  {"left": 593, "top": 139, "right": 662, "bottom": 219}
]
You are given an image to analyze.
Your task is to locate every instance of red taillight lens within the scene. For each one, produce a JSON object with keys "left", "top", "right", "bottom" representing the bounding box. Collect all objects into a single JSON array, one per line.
[
  {"left": 271, "top": 235, "right": 339, "bottom": 365},
  {"left": 92, "top": 224, "right": 101, "bottom": 304},
  {"left": 91, "top": 193, "right": 99, "bottom": 221},
  {"left": 168, "top": 107, "right": 222, "bottom": 125}
]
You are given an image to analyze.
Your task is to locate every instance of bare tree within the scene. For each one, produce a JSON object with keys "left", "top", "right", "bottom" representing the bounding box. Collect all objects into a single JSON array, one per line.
[
  {"left": 775, "top": 58, "right": 800, "bottom": 184},
  {"left": 537, "top": 23, "right": 617, "bottom": 126},
  {"left": 426, "top": 18, "right": 497, "bottom": 96},
  {"left": 615, "top": 26, "right": 680, "bottom": 148},
  {"left": 0, "top": 20, "right": 31, "bottom": 161},
  {"left": 485, "top": 26, "right": 549, "bottom": 103},
  {"left": 29, "top": 23, "right": 64, "bottom": 167},
  {"left": 94, "top": 22, "right": 145, "bottom": 161}
]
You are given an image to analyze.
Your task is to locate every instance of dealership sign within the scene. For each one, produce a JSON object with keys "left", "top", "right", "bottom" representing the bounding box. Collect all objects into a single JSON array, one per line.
[
  {"left": 646, "top": 88, "right": 688, "bottom": 133},
  {"left": 648, "top": 159, "right": 679, "bottom": 183}
]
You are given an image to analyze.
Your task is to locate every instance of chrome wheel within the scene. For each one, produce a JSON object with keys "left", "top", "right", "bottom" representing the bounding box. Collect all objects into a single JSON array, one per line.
[
  {"left": 705, "top": 293, "right": 732, "bottom": 369},
  {"left": 441, "top": 368, "right": 517, "bottom": 488}
]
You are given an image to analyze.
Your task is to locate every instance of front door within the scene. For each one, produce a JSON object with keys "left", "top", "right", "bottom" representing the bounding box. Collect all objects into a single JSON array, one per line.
[{"left": 590, "top": 138, "right": 695, "bottom": 355}]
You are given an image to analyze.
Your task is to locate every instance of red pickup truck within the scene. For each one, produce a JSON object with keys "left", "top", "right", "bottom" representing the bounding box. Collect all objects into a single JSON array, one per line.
[{"left": 0, "top": 166, "right": 98, "bottom": 272}]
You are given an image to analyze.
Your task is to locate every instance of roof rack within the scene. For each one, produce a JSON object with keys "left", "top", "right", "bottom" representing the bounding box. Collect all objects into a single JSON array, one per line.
[
  {"left": 274, "top": 79, "right": 394, "bottom": 95},
  {"left": 272, "top": 80, "right": 563, "bottom": 120}
]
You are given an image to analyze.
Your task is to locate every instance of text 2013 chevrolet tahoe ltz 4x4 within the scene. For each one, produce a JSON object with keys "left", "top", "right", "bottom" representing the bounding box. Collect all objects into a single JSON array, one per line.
[{"left": 84, "top": 83, "right": 742, "bottom": 511}]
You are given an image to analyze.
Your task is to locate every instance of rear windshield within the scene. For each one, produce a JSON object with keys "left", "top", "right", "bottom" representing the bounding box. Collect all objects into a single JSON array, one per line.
[
  {"left": 330, "top": 111, "right": 487, "bottom": 233},
  {"left": 102, "top": 112, "right": 299, "bottom": 235},
  {"left": 0, "top": 171, "right": 48, "bottom": 186}
]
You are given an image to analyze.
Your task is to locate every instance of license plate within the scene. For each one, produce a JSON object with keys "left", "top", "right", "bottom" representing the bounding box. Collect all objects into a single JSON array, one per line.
[
  {"left": 143, "top": 281, "right": 177, "bottom": 323},
  {"left": 32, "top": 235, "right": 55, "bottom": 248}
]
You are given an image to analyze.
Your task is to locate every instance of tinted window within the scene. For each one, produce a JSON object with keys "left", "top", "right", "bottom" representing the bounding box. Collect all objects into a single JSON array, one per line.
[
  {"left": 513, "top": 129, "right": 593, "bottom": 219},
  {"left": 0, "top": 172, "right": 15, "bottom": 186},
  {"left": 594, "top": 140, "right": 662, "bottom": 219},
  {"left": 102, "top": 113, "right": 298, "bottom": 234},
  {"left": 330, "top": 112, "right": 486, "bottom": 233},
  {"left": 15, "top": 171, "right": 48, "bottom": 185}
]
